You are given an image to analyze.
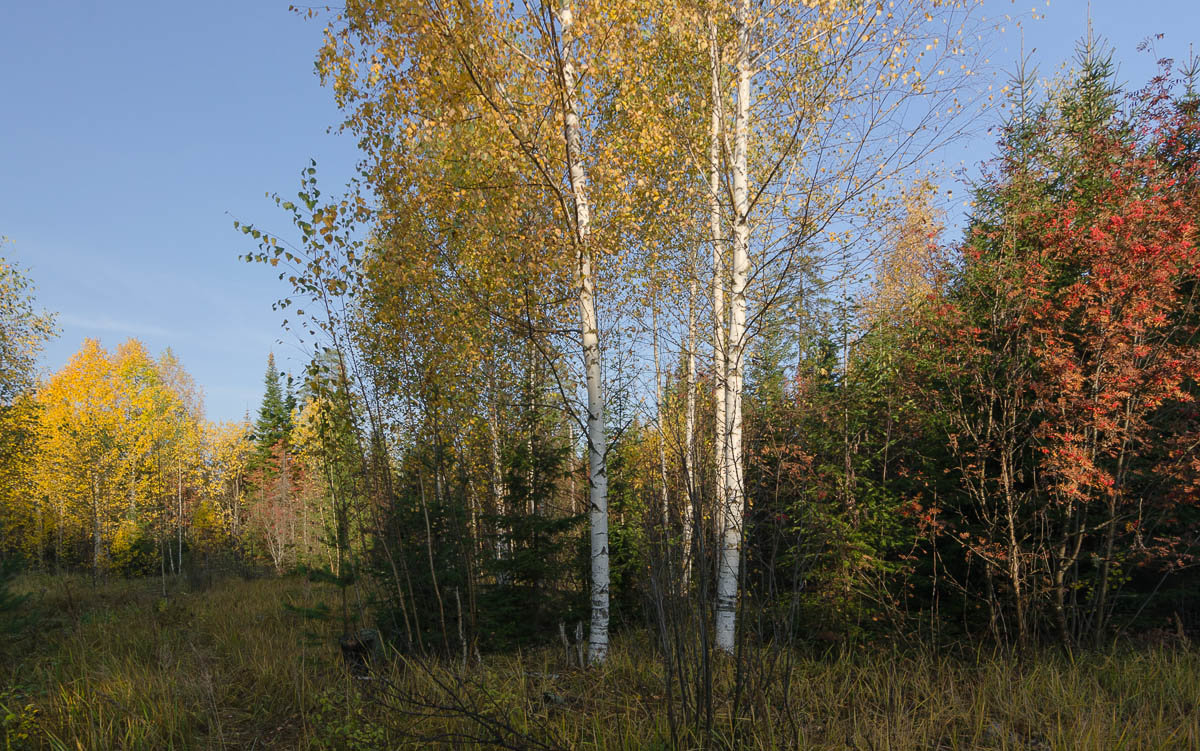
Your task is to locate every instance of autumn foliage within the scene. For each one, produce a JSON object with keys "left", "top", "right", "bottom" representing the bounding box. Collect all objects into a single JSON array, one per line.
[
  {"left": 904, "top": 58, "right": 1200, "bottom": 644},
  {"left": 5, "top": 26, "right": 1200, "bottom": 662}
]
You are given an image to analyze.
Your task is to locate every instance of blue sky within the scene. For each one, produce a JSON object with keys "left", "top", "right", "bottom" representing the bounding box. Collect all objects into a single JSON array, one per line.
[
  {"left": 2, "top": 1, "right": 358, "bottom": 422},
  {"left": 3, "top": 1, "right": 1198, "bottom": 423}
]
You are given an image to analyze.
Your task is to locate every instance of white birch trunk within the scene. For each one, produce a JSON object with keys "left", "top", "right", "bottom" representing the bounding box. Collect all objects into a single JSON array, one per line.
[
  {"left": 487, "top": 396, "right": 510, "bottom": 585},
  {"left": 683, "top": 261, "right": 697, "bottom": 586},
  {"left": 709, "top": 16, "right": 729, "bottom": 569},
  {"left": 556, "top": 1, "right": 610, "bottom": 665},
  {"left": 653, "top": 301, "right": 669, "bottom": 533},
  {"left": 715, "top": 0, "right": 751, "bottom": 654}
]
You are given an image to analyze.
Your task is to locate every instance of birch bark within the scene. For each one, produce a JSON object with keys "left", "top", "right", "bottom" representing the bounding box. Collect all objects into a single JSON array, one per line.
[
  {"left": 554, "top": 0, "right": 610, "bottom": 665},
  {"left": 683, "top": 263, "right": 697, "bottom": 586},
  {"left": 653, "top": 301, "right": 669, "bottom": 533},
  {"left": 708, "top": 15, "right": 728, "bottom": 575},
  {"left": 487, "top": 393, "right": 509, "bottom": 584},
  {"left": 715, "top": 0, "right": 751, "bottom": 653}
]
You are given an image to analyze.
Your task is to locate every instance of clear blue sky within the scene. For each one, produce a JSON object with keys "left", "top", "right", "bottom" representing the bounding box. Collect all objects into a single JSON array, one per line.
[
  {"left": 2, "top": 1, "right": 1197, "bottom": 422},
  {"left": 1, "top": 1, "right": 358, "bottom": 423}
]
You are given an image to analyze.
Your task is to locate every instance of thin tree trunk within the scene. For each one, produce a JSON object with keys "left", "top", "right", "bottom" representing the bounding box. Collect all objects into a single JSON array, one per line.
[
  {"left": 1001, "top": 449, "right": 1026, "bottom": 645},
  {"left": 716, "top": 0, "right": 751, "bottom": 653},
  {"left": 1095, "top": 395, "right": 1135, "bottom": 641},
  {"left": 555, "top": 0, "right": 610, "bottom": 665},
  {"left": 488, "top": 394, "right": 510, "bottom": 584},
  {"left": 92, "top": 477, "right": 101, "bottom": 586},
  {"left": 176, "top": 461, "right": 183, "bottom": 574},
  {"left": 653, "top": 301, "right": 670, "bottom": 534},
  {"left": 56, "top": 502, "right": 63, "bottom": 575},
  {"left": 840, "top": 261, "right": 856, "bottom": 522},
  {"left": 684, "top": 252, "right": 698, "bottom": 587},
  {"left": 36, "top": 500, "right": 44, "bottom": 571},
  {"left": 1095, "top": 495, "right": 1118, "bottom": 640},
  {"left": 709, "top": 14, "right": 729, "bottom": 571},
  {"left": 233, "top": 473, "right": 241, "bottom": 545},
  {"left": 525, "top": 342, "right": 536, "bottom": 517},
  {"left": 419, "top": 471, "right": 449, "bottom": 653},
  {"left": 1052, "top": 549, "right": 1070, "bottom": 646}
]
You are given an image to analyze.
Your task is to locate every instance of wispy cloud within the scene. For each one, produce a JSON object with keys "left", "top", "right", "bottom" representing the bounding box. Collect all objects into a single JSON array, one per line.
[{"left": 59, "top": 313, "right": 176, "bottom": 339}]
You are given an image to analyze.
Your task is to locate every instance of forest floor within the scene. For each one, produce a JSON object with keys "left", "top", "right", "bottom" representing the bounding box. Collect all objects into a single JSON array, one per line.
[{"left": 0, "top": 572, "right": 1197, "bottom": 750}]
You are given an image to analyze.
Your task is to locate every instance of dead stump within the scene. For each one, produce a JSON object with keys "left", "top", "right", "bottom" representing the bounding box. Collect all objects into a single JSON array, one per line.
[{"left": 340, "top": 628, "right": 381, "bottom": 677}]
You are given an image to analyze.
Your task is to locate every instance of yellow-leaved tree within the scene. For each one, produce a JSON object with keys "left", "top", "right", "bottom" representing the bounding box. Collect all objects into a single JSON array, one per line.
[
  {"left": 34, "top": 339, "right": 126, "bottom": 578},
  {"left": 0, "top": 251, "right": 57, "bottom": 559},
  {"left": 33, "top": 339, "right": 214, "bottom": 580},
  {"left": 206, "top": 420, "right": 253, "bottom": 550}
]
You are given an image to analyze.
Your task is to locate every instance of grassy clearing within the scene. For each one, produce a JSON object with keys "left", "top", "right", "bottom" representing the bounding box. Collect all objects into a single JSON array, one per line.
[
  {"left": 1, "top": 573, "right": 347, "bottom": 749},
  {"left": 0, "top": 574, "right": 1196, "bottom": 750}
]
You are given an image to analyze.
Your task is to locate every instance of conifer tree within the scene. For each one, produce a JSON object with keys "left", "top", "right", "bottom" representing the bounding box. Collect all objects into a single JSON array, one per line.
[{"left": 254, "top": 353, "right": 291, "bottom": 452}]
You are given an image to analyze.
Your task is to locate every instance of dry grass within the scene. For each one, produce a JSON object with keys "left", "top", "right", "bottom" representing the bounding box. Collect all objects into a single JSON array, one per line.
[
  {"left": 2, "top": 573, "right": 345, "bottom": 750},
  {"left": 0, "top": 574, "right": 1196, "bottom": 749}
]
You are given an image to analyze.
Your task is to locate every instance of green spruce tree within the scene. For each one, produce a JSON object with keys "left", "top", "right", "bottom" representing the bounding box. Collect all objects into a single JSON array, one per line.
[{"left": 254, "top": 353, "right": 291, "bottom": 452}]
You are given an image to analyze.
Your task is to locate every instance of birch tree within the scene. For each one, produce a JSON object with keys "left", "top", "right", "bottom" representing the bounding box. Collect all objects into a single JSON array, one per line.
[
  {"left": 697, "top": 0, "right": 990, "bottom": 651},
  {"left": 709, "top": 13, "right": 730, "bottom": 595},
  {"left": 553, "top": 0, "right": 611, "bottom": 663},
  {"left": 714, "top": 0, "right": 752, "bottom": 653},
  {"left": 302, "top": 0, "right": 991, "bottom": 658},
  {"left": 308, "top": 0, "right": 625, "bottom": 662}
]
